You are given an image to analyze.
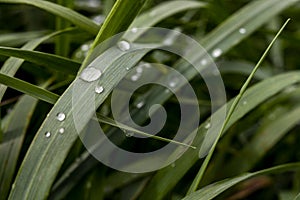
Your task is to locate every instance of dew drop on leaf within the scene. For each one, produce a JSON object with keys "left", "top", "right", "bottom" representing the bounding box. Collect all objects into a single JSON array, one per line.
[
  {"left": 95, "top": 85, "right": 104, "bottom": 94},
  {"left": 117, "top": 40, "right": 131, "bottom": 51},
  {"left": 212, "top": 49, "right": 222, "bottom": 58},
  {"left": 56, "top": 112, "right": 66, "bottom": 122},
  {"left": 45, "top": 131, "right": 51, "bottom": 138},
  {"left": 80, "top": 67, "right": 102, "bottom": 82}
]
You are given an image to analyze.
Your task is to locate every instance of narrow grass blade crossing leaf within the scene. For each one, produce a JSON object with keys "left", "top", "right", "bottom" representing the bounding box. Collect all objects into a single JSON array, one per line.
[{"left": 187, "top": 18, "right": 290, "bottom": 194}]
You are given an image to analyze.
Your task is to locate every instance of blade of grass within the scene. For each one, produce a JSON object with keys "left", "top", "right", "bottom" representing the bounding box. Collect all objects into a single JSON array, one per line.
[
  {"left": 183, "top": 162, "right": 300, "bottom": 200},
  {"left": 80, "top": 0, "right": 148, "bottom": 72},
  {"left": 140, "top": 1, "right": 297, "bottom": 198},
  {"left": 0, "top": 47, "right": 80, "bottom": 75},
  {"left": 0, "top": 0, "right": 99, "bottom": 35},
  {"left": 0, "top": 27, "right": 80, "bottom": 101},
  {"left": 187, "top": 18, "right": 290, "bottom": 194},
  {"left": 0, "top": 31, "right": 48, "bottom": 46}
]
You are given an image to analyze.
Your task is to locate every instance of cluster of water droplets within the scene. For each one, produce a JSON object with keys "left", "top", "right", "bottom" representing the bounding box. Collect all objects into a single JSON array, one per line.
[
  {"left": 128, "top": 62, "right": 151, "bottom": 82},
  {"left": 45, "top": 112, "right": 67, "bottom": 138},
  {"left": 79, "top": 67, "right": 105, "bottom": 94}
]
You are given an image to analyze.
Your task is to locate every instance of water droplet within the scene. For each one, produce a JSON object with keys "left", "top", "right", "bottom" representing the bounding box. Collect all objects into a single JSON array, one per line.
[
  {"left": 45, "top": 131, "right": 51, "bottom": 138},
  {"left": 131, "top": 27, "right": 138, "bottom": 33},
  {"left": 81, "top": 44, "right": 89, "bottom": 51},
  {"left": 117, "top": 40, "right": 130, "bottom": 51},
  {"left": 80, "top": 67, "right": 102, "bottom": 82},
  {"left": 126, "top": 67, "right": 130, "bottom": 71},
  {"left": 136, "top": 101, "right": 145, "bottom": 109},
  {"left": 204, "top": 122, "right": 211, "bottom": 129},
  {"left": 95, "top": 85, "right": 104, "bottom": 94},
  {"left": 56, "top": 112, "right": 66, "bottom": 122},
  {"left": 136, "top": 66, "right": 143, "bottom": 74},
  {"left": 131, "top": 74, "right": 140, "bottom": 82},
  {"left": 239, "top": 28, "right": 247, "bottom": 34},
  {"left": 201, "top": 59, "right": 208, "bottom": 65},
  {"left": 143, "top": 63, "right": 151, "bottom": 68},
  {"left": 212, "top": 49, "right": 222, "bottom": 58},
  {"left": 169, "top": 81, "right": 176, "bottom": 88},
  {"left": 58, "top": 127, "right": 65, "bottom": 134},
  {"left": 242, "top": 101, "right": 247, "bottom": 105},
  {"left": 171, "top": 162, "right": 176, "bottom": 168},
  {"left": 125, "top": 132, "right": 134, "bottom": 137}
]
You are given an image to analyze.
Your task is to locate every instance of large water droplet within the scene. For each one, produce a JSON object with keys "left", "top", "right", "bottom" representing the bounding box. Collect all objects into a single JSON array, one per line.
[
  {"left": 212, "top": 49, "right": 222, "bottom": 58},
  {"left": 59, "top": 127, "right": 65, "bottom": 134},
  {"left": 239, "top": 28, "right": 247, "bottom": 34},
  {"left": 204, "top": 122, "right": 211, "bottom": 129},
  {"left": 45, "top": 131, "right": 51, "bottom": 138},
  {"left": 117, "top": 40, "right": 130, "bottom": 51},
  {"left": 95, "top": 85, "right": 104, "bottom": 94},
  {"left": 56, "top": 112, "right": 66, "bottom": 122},
  {"left": 80, "top": 67, "right": 102, "bottom": 82}
]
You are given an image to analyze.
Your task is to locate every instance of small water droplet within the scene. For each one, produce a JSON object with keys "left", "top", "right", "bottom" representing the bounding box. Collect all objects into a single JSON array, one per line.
[
  {"left": 136, "top": 101, "right": 145, "bottom": 109},
  {"left": 126, "top": 67, "right": 130, "bottom": 71},
  {"left": 136, "top": 66, "right": 143, "bottom": 74},
  {"left": 204, "top": 122, "right": 211, "bottom": 129},
  {"left": 212, "top": 49, "right": 222, "bottom": 58},
  {"left": 56, "top": 112, "right": 66, "bottom": 122},
  {"left": 171, "top": 162, "right": 176, "bottom": 168},
  {"left": 81, "top": 44, "right": 89, "bottom": 51},
  {"left": 239, "top": 28, "right": 247, "bottom": 34},
  {"left": 58, "top": 127, "right": 65, "bottom": 134},
  {"left": 95, "top": 85, "right": 104, "bottom": 94},
  {"left": 131, "top": 27, "right": 138, "bottom": 33},
  {"left": 131, "top": 74, "right": 140, "bottom": 82},
  {"left": 201, "top": 59, "right": 208, "bottom": 65},
  {"left": 143, "top": 63, "right": 151, "bottom": 68},
  {"left": 117, "top": 40, "right": 130, "bottom": 51},
  {"left": 242, "top": 101, "right": 247, "bottom": 105},
  {"left": 80, "top": 67, "right": 102, "bottom": 82},
  {"left": 45, "top": 131, "right": 51, "bottom": 138},
  {"left": 125, "top": 132, "right": 134, "bottom": 137}
]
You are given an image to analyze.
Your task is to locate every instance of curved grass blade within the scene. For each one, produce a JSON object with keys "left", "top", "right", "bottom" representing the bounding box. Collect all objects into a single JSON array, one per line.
[
  {"left": 0, "top": 0, "right": 99, "bottom": 35},
  {"left": 0, "top": 31, "right": 48, "bottom": 46},
  {"left": 7, "top": 43, "right": 163, "bottom": 200},
  {"left": 182, "top": 162, "right": 300, "bottom": 200},
  {"left": 0, "top": 73, "right": 59, "bottom": 104},
  {"left": 0, "top": 95, "right": 38, "bottom": 200},
  {"left": 140, "top": 0, "right": 297, "bottom": 198},
  {"left": 0, "top": 47, "right": 80, "bottom": 75},
  {"left": 220, "top": 102, "right": 300, "bottom": 177},
  {"left": 123, "top": 1, "right": 207, "bottom": 42},
  {"left": 0, "top": 27, "right": 80, "bottom": 101},
  {"left": 187, "top": 19, "right": 291, "bottom": 194},
  {"left": 81, "top": 0, "right": 148, "bottom": 71}
]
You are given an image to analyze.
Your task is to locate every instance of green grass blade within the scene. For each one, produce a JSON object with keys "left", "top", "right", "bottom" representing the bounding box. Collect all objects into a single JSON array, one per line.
[
  {"left": 7, "top": 43, "right": 160, "bottom": 199},
  {"left": 0, "top": 96, "right": 38, "bottom": 200},
  {"left": 0, "top": 0, "right": 99, "bottom": 35},
  {"left": 140, "top": 0, "right": 297, "bottom": 198},
  {"left": 0, "top": 28, "right": 79, "bottom": 101},
  {"left": 0, "top": 31, "right": 48, "bottom": 46},
  {"left": 182, "top": 162, "right": 300, "bottom": 200},
  {"left": 187, "top": 19, "right": 291, "bottom": 194},
  {"left": 0, "top": 73, "right": 59, "bottom": 104},
  {"left": 80, "top": 0, "right": 148, "bottom": 72},
  {"left": 0, "top": 47, "right": 80, "bottom": 75},
  {"left": 123, "top": 1, "right": 206, "bottom": 42}
]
